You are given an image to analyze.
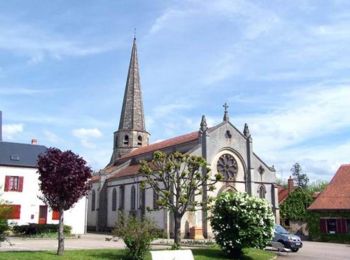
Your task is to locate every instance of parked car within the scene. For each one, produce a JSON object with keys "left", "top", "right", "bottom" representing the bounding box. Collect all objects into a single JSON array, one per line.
[{"left": 273, "top": 224, "right": 303, "bottom": 252}]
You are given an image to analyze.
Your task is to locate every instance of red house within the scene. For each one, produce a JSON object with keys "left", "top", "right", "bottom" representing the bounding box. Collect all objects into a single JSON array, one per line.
[{"left": 308, "top": 164, "right": 350, "bottom": 238}]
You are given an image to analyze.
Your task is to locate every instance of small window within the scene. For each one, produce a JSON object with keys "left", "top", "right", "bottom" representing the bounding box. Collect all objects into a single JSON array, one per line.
[
  {"left": 112, "top": 188, "right": 117, "bottom": 211},
  {"left": 131, "top": 186, "right": 136, "bottom": 210},
  {"left": 259, "top": 185, "right": 266, "bottom": 199},
  {"left": 91, "top": 190, "right": 96, "bottom": 211},
  {"left": 123, "top": 135, "right": 129, "bottom": 145},
  {"left": 4, "top": 176, "right": 23, "bottom": 192},
  {"left": 119, "top": 185, "right": 125, "bottom": 210},
  {"left": 327, "top": 219, "right": 336, "bottom": 234},
  {"left": 153, "top": 190, "right": 159, "bottom": 210},
  {"left": 137, "top": 135, "right": 142, "bottom": 146}
]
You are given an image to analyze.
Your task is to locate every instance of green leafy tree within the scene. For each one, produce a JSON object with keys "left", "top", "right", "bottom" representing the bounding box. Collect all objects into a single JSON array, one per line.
[
  {"left": 0, "top": 196, "right": 11, "bottom": 242},
  {"left": 211, "top": 192, "right": 275, "bottom": 258},
  {"left": 139, "top": 151, "right": 222, "bottom": 247},
  {"left": 280, "top": 188, "right": 313, "bottom": 221},
  {"left": 307, "top": 180, "right": 328, "bottom": 194},
  {"left": 37, "top": 148, "right": 92, "bottom": 255},
  {"left": 291, "top": 163, "right": 309, "bottom": 188},
  {"left": 114, "top": 213, "right": 158, "bottom": 260}
]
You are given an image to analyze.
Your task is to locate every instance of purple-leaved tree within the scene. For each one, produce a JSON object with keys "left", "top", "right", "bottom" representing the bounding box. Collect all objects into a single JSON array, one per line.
[{"left": 37, "top": 148, "right": 92, "bottom": 255}]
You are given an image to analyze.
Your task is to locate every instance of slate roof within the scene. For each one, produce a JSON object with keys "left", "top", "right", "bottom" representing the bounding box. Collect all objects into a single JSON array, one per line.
[
  {"left": 0, "top": 141, "right": 47, "bottom": 168},
  {"left": 308, "top": 164, "right": 350, "bottom": 211}
]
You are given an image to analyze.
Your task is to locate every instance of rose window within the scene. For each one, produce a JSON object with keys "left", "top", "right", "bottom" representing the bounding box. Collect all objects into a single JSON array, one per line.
[{"left": 217, "top": 154, "right": 238, "bottom": 180}]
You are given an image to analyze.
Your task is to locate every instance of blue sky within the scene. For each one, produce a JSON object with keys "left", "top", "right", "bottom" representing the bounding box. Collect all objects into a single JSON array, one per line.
[{"left": 1, "top": 0, "right": 349, "bottom": 182}]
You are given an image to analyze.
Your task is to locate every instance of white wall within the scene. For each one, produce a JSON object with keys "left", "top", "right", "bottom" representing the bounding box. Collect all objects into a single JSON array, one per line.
[{"left": 0, "top": 165, "right": 87, "bottom": 234}]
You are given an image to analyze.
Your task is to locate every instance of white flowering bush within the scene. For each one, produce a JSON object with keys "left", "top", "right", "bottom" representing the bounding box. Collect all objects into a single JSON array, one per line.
[{"left": 211, "top": 192, "right": 274, "bottom": 257}]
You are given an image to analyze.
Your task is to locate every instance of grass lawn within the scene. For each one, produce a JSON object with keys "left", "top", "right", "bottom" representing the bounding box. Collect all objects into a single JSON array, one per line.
[{"left": 0, "top": 248, "right": 275, "bottom": 260}]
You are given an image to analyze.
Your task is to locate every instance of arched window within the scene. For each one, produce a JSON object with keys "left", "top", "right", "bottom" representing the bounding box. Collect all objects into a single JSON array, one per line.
[
  {"left": 91, "top": 190, "right": 96, "bottom": 211},
  {"left": 119, "top": 185, "right": 125, "bottom": 210},
  {"left": 137, "top": 135, "right": 142, "bottom": 146},
  {"left": 259, "top": 185, "right": 266, "bottom": 199},
  {"left": 140, "top": 187, "right": 146, "bottom": 216},
  {"left": 131, "top": 186, "right": 136, "bottom": 210},
  {"left": 112, "top": 188, "right": 117, "bottom": 211},
  {"left": 153, "top": 189, "right": 159, "bottom": 210},
  {"left": 123, "top": 135, "right": 129, "bottom": 145}
]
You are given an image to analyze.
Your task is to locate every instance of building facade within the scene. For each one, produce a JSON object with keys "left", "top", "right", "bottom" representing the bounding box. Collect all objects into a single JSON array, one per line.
[
  {"left": 87, "top": 39, "right": 279, "bottom": 237},
  {"left": 0, "top": 112, "right": 87, "bottom": 234}
]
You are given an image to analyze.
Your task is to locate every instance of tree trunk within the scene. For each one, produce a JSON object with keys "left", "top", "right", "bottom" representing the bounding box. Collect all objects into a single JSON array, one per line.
[
  {"left": 57, "top": 208, "right": 64, "bottom": 255},
  {"left": 174, "top": 212, "right": 181, "bottom": 247}
]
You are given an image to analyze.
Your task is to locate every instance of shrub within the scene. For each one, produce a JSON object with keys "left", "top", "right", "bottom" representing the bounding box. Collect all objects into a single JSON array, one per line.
[
  {"left": 113, "top": 213, "right": 158, "bottom": 260},
  {"left": 0, "top": 219, "right": 9, "bottom": 242},
  {"left": 211, "top": 192, "right": 275, "bottom": 257},
  {"left": 13, "top": 224, "right": 71, "bottom": 236}
]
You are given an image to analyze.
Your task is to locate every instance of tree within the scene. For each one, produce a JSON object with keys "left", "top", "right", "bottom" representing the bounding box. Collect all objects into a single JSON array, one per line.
[
  {"left": 139, "top": 151, "right": 222, "bottom": 247},
  {"left": 307, "top": 180, "right": 328, "bottom": 194},
  {"left": 37, "top": 148, "right": 92, "bottom": 255},
  {"left": 211, "top": 192, "right": 274, "bottom": 258},
  {"left": 291, "top": 163, "right": 309, "bottom": 188},
  {"left": 280, "top": 188, "right": 313, "bottom": 221}
]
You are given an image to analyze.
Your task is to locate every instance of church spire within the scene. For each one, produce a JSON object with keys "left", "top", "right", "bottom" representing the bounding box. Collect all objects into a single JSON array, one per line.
[
  {"left": 111, "top": 37, "right": 150, "bottom": 163},
  {"left": 118, "top": 37, "right": 146, "bottom": 131}
]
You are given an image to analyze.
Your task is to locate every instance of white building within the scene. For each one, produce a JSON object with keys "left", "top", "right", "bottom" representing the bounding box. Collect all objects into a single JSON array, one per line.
[
  {"left": 88, "top": 38, "right": 279, "bottom": 238},
  {"left": 0, "top": 111, "right": 87, "bottom": 234}
]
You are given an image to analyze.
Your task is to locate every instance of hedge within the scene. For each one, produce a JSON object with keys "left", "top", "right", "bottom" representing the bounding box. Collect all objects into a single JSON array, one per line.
[{"left": 13, "top": 223, "right": 71, "bottom": 235}]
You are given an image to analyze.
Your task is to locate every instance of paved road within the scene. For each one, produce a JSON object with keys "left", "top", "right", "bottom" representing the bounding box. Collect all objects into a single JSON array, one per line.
[{"left": 277, "top": 241, "right": 350, "bottom": 260}]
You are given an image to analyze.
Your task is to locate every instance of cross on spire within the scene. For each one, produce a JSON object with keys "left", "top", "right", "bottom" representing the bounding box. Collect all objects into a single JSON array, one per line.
[{"left": 223, "top": 102, "right": 229, "bottom": 122}]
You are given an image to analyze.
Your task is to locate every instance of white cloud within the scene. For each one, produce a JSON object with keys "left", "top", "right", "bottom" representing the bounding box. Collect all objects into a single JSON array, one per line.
[
  {"left": 72, "top": 128, "right": 102, "bottom": 148},
  {"left": 2, "top": 123, "right": 24, "bottom": 140},
  {"left": 43, "top": 130, "right": 60, "bottom": 144}
]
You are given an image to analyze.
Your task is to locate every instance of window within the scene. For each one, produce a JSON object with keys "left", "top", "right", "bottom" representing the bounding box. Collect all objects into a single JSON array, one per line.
[
  {"left": 119, "top": 185, "right": 125, "bottom": 210},
  {"left": 2, "top": 204, "right": 21, "bottom": 219},
  {"left": 4, "top": 176, "right": 23, "bottom": 192},
  {"left": 347, "top": 220, "right": 350, "bottom": 234},
  {"left": 123, "top": 135, "right": 129, "bottom": 145},
  {"left": 52, "top": 210, "right": 60, "bottom": 220},
  {"left": 140, "top": 187, "right": 146, "bottom": 216},
  {"left": 112, "top": 188, "right": 117, "bottom": 211},
  {"left": 91, "top": 190, "right": 96, "bottom": 211},
  {"left": 131, "top": 186, "right": 136, "bottom": 210},
  {"left": 153, "top": 189, "right": 159, "bottom": 210},
  {"left": 327, "top": 219, "right": 336, "bottom": 234},
  {"left": 137, "top": 135, "right": 142, "bottom": 146},
  {"left": 258, "top": 185, "right": 266, "bottom": 199}
]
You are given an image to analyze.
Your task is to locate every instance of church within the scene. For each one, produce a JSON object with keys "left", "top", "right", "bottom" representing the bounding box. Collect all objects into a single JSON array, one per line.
[{"left": 87, "top": 38, "right": 279, "bottom": 238}]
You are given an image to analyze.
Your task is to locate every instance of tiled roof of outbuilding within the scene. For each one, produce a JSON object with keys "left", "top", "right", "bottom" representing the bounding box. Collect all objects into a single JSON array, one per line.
[{"left": 308, "top": 164, "right": 350, "bottom": 211}]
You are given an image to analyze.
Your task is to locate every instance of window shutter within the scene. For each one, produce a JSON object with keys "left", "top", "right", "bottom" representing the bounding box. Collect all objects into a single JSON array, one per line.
[
  {"left": 52, "top": 210, "right": 60, "bottom": 220},
  {"left": 11, "top": 205, "right": 21, "bottom": 219},
  {"left": 4, "top": 176, "right": 10, "bottom": 191},
  {"left": 18, "top": 177, "right": 24, "bottom": 192},
  {"left": 341, "top": 219, "right": 347, "bottom": 233},
  {"left": 320, "top": 219, "right": 327, "bottom": 233},
  {"left": 336, "top": 219, "right": 342, "bottom": 233}
]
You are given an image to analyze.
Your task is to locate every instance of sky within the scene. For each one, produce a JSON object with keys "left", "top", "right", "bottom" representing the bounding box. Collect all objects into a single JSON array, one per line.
[{"left": 0, "top": 0, "right": 349, "bottom": 183}]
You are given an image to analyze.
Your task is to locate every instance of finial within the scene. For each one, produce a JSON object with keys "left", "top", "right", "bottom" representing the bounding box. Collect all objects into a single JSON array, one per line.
[
  {"left": 223, "top": 102, "right": 229, "bottom": 122},
  {"left": 133, "top": 28, "right": 137, "bottom": 41},
  {"left": 243, "top": 123, "right": 250, "bottom": 137},
  {"left": 200, "top": 115, "right": 208, "bottom": 133}
]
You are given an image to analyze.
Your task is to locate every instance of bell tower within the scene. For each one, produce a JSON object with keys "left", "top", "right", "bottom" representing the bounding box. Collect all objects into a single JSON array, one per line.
[{"left": 110, "top": 37, "right": 150, "bottom": 163}]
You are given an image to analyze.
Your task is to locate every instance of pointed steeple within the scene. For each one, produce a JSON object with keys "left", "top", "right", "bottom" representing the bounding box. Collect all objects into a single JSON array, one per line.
[
  {"left": 200, "top": 115, "right": 208, "bottom": 133},
  {"left": 110, "top": 37, "right": 150, "bottom": 163},
  {"left": 243, "top": 123, "right": 250, "bottom": 137},
  {"left": 118, "top": 37, "right": 146, "bottom": 131}
]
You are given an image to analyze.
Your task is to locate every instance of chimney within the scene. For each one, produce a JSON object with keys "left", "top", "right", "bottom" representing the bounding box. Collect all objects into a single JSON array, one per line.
[
  {"left": 31, "top": 139, "right": 38, "bottom": 145},
  {"left": 0, "top": 111, "right": 2, "bottom": 142},
  {"left": 288, "top": 176, "right": 294, "bottom": 193}
]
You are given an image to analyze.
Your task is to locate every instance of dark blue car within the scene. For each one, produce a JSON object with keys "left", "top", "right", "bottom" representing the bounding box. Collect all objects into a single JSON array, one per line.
[{"left": 273, "top": 224, "right": 303, "bottom": 252}]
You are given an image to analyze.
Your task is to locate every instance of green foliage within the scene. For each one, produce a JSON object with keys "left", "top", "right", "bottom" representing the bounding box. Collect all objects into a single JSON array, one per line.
[
  {"left": 13, "top": 224, "right": 72, "bottom": 236},
  {"left": 280, "top": 188, "right": 313, "bottom": 221},
  {"left": 307, "top": 180, "right": 328, "bottom": 193},
  {"left": 290, "top": 163, "right": 309, "bottom": 188},
  {"left": 113, "top": 213, "right": 158, "bottom": 260},
  {"left": 211, "top": 192, "right": 275, "bottom": 258},
  {"left": 0, "top": 196, "right": 12, "bottom": 242}
]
